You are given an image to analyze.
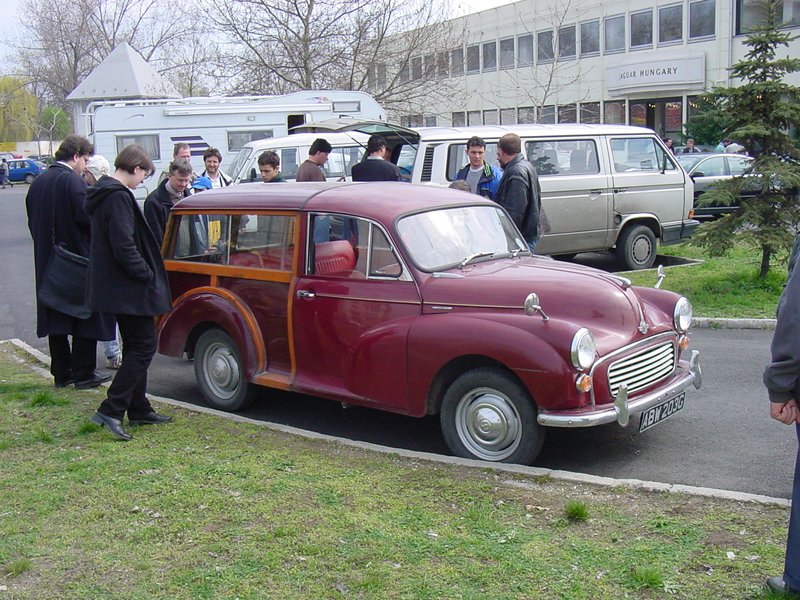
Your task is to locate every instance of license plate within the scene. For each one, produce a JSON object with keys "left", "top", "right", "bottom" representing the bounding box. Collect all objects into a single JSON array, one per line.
[{"left": 639, "top": 393, "right": 685, "bottom": 433}]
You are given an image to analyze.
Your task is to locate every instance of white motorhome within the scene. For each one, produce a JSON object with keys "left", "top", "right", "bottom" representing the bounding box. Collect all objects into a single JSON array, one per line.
[
  {"left": 86, "top": 90, "right": 385, "bottom": 197},
  {"left": 299, "top": 120, "right": 699, "bottom": 270}
]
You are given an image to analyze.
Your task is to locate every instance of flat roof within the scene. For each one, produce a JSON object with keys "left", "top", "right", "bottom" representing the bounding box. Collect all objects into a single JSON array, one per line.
[{"left": 172, "top": 182, "right": 491, "bottom": 221}]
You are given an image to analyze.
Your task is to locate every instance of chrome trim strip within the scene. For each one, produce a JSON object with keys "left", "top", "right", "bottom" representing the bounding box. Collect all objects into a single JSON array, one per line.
[
  {"left": 315, "top": 293, "right": 420, "bottom": 305},
  {"left": 538, "top": 350, "right": 701, "bottom": 428}
]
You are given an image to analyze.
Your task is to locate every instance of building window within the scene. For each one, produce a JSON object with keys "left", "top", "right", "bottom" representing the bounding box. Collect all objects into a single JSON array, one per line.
[
  {"left": 436, "top": 52, "right": 449, "bottom": 78},
  {"left": 537, "top": 30, "right": 554, "bottom": 63},
  {"left": 659, "top": 5, "right": 683, "bottom": 44},
  {"left": 604, "top": 15, "right": 625, "bottom": 53},
  {"left": 689, "top": 0, "right": 715, "bottom": 38},
  {"left": 500, "top": 108, "right": 517, "bottom": 124},
  {"left": 580, "top": 21, "right": 600, "bottom": 55},
  {"left": 558, "top": 25, "right": 577, "bottom": 58},
  {"left": 424, "top": 53, "right": 436, "bottom": 79},
  {"left": 451, "top": 48, "right": 464, "bottom": 76},
  {"left": 604, "top": 100, "right": 626, "bottom": 124},
  {"left": 452, "top": 111, "right": 466, "bottom": 127},
  {"left": 466, "top": 45, "right": 480, "bottom": 73},
  {"left": 517, "top": 34, "right": 533, "bottom": 66},
  {"left": 558, "top": 105, "right": 577, "bottom": 123},
  {"left": 738, "top": 0, "right": 800, "bottom": 33},
  {"left": 399, "top": 62, "right": 409, "bottom": 83},
  {"left": 580, "top": 102, "right": 601, "bottom": 123},
  {"left": 629, "top": 102, "right": 647, "bottom": 127},
  {"left": 631, "top": 10, "right": 653, "bottom": 48},
  {"left": 424, "top": 115, "right": 438, "bottom": 127},
  {"left": 499, "top": 38, "right": 515, "bottom": 69},
  {"left": 482, "top": 41, "right": 497, "bottom": 71},
  {"left": 539, "top": 105, "right": 556, "bottom": 123},
  {"left": 518, "top": 106, "right": 536, "bottom": 123},
  {"left": 411, "top": 56, "right": 422, "bottom": 80},
  {"left": 483, "top": 109, "right": 498, "bottom": 125},
  {"left": 467, "top": 110, "right": 481, "bottom": 126}
]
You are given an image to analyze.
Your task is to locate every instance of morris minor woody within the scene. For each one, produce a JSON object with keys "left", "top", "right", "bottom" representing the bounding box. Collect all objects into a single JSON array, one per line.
[{"left": 157, "top": 182, "right": 702, "bottom": 465}]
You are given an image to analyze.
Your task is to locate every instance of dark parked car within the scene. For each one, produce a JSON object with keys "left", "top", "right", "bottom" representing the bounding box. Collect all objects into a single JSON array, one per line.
[
  {"left": 7, "top": 159, "right": 47, "bottom": 184},
  {"left": 676, "top": 153, "right": 754, "bottom": 218}
]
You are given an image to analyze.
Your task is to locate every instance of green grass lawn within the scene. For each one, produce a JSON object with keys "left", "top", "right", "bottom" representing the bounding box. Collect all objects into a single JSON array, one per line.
[
  {"left": 624, "top": 242, "right": 787, "bottom": 319},
  {"left": 0, "top": 342, "right": 792, "bottom": 599}
]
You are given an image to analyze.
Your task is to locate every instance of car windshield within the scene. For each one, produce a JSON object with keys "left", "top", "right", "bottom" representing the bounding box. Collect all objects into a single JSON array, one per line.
[
  {"left": 675, "top": 155, "right": 705, "bottom": 170},
  {"left": 396, "top": 205, "right": 527, "bottom": 271}
]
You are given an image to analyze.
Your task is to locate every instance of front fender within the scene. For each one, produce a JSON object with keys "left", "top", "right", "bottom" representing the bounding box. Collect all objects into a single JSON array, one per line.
[
  {"left": 157, "top": 288, "right": 264, "bottom": 377},
  {"left": 406, "top": 313, "right": 586, "bottom": 416}
]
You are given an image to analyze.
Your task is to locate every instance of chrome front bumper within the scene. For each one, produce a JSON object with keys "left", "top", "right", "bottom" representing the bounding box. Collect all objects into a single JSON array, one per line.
[{"left": 537, "top": 350, "right": 701, "bottom": 428}]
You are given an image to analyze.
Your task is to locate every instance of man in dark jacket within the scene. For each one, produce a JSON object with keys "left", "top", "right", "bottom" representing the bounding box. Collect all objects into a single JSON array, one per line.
[
  {"left": 454, "top": 136, "right": 502, "bottom": 199},
  {"left": 351, "top": 135, "right": 401, "bottom": 182},
  {"left": 85, "top": 145, "right": 173, "bottom": 441},
  {"left": 763, "top": 241, "right": 800, "bottom": 598},
  {"left": 144, "top": 159, "right": 193, "bottom": 248},
  {"left": 495, "top": 133, "right": 545, "bottom": 252},
  {"left": 25, "top": 135, "right": 113, "bottom": 389}
]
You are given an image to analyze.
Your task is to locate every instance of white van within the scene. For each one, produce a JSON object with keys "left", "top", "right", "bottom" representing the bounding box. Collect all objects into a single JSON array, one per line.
[
  {"left": 227, "top": 131, "right": 371, "bottom": 184},
  {"left": 299, "top": 121, "right": 698, "bottom": 270}
]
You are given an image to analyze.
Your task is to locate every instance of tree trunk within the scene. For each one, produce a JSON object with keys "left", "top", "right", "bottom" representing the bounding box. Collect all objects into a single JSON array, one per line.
[{"left": 760, "top": 246, "right": 772, "bottom": 279}]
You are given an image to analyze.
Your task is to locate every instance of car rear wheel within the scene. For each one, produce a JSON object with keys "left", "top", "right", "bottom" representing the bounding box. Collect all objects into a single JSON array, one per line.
[
  {"left": 194, "top": 329, "right": 257, "bottom": 411},
  {"left": 616, "top": 224, "right": 657, "bottom": 270},
  {"left": 440, "top": 367, "right": 544, "bottom": 464},
  {"left": 25, "top": 174, "right": 35, "bottom": 184}
]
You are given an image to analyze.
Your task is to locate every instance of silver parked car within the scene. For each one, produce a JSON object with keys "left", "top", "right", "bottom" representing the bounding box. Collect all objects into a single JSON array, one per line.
[{"left": 676, "top": 153, "right": 754, "bottom": 218}]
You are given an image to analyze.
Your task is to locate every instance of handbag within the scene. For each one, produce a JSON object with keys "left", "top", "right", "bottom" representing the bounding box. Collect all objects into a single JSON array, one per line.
[{"left": 38, "top": 243, "right": 91, "bottom": 319}]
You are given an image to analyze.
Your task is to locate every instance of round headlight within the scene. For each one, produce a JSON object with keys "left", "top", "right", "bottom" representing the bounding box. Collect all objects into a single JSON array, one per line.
[
  {"left": 571, "top": 328, "right": 596, "bottom": 371},
  {"left": 674, "top": 297, "right": 692, "bottom": 333}
]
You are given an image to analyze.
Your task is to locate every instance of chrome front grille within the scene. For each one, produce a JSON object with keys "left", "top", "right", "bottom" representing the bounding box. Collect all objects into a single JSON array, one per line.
[{"left": 607, "top": 341, "right": 676, "bottom": 396}]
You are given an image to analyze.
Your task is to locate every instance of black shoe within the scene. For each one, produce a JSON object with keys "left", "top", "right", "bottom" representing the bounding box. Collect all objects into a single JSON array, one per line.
[
  {"left": 767, "top": 577, "right": 800, "bottom": 597},
  {"left": 129, "top": 412, "right": 173, "bottom": 426},
  {"left": 54, "top": 377, "right": 74, "bottom": 388},
  {"left": 74, "top": 372, "right": 112, "bottom": 389},
  {"left": 90, "top": 411, "right": 132, "bottom": 441}
]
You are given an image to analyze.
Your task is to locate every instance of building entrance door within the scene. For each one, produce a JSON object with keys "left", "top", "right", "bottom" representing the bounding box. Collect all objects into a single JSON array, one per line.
[{"left": 628, "top": 98, "right": 683, "bottom": 140}]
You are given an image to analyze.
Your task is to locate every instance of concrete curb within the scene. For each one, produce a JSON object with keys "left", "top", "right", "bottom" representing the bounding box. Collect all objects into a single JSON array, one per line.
[
  {"left": 694, "top": 317, "right": 776, "bottom": 330},
  {"left": 3, "top": 338, "right": 790, "bottom": 508}
]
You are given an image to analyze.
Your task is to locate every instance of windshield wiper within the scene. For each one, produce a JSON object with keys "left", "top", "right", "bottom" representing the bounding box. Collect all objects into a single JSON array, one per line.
[{"left": 459, "top": 251, "right": 496, "bottom": 269}]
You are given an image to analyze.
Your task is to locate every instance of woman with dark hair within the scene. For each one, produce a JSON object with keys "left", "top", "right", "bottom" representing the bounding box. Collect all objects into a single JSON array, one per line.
[{"left": 84, "top": 145, "right": 173, "bottom": 440}]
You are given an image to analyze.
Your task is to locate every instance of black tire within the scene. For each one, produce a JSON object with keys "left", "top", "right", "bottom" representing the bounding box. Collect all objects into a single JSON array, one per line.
[
  {"left": 194, "top": 329, "right": 257, "bottom": 411},
  {"left": 25, "top": 174, "right": 35, "bottom": 184},
  {"left": 440, "top": 367, "right": 545, "bottom": 464},
  {"left": 616, "top": 224, "right": 657, "bottom": 270}
]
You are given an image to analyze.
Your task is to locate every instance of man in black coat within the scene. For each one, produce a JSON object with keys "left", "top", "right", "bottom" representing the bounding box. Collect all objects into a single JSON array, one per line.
[
  {"left": 495, "top": 133, "right": 546, "bottom": 253},
  {"left": 85, "top": 145, "right": 173, "bottom": 441},
  {"left": 144, "top": 159, "right": 193, "bottom": 248},
  {"left": 25, "top": 135, "right": 113, "bottom": 389},
  {"left": 351, "top": 135, "right": 401, "bottom": 182}
]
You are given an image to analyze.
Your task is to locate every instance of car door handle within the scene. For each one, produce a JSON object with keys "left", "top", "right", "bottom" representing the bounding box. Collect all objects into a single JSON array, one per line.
[
  {"left": 296, "top": 290, "right": 316, "bottom": 299},
  {"left": 613, "top": 188, "right": 627, "bottom": 193},
  {"left": 589, "top": 189, "right": 603, "bottom": 196}
]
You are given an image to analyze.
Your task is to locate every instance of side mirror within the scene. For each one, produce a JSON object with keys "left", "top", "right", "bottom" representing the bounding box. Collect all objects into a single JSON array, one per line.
[
  {"left": 691, "top": 171, "right": 705, "bottom": 179},
  {"left": 249, "top": 167, "right": 258, "bottom": 182}
]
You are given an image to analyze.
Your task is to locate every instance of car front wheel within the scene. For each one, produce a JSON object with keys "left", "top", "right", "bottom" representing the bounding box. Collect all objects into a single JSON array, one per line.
[
  {"left": 440, "top": 367, "right": 544, "bottom": 464},
  {"left": 616, "top": 224, "right": 657, "bottom": 270},
  {"left": 194, "top": 329, "right": 257, "bottom": 411}
]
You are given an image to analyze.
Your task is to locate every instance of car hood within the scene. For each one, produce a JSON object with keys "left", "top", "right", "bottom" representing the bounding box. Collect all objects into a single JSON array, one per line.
[{"left": 418, "top": 256, "right": 672, "bottom": 350}]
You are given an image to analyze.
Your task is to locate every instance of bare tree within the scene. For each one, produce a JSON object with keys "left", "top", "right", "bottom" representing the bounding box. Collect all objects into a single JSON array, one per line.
[{"left": 215, "top": 0, "right": 462, "bottom": 115}]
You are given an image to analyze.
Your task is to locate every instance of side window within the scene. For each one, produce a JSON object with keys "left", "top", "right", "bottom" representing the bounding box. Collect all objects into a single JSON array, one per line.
[
  {"left": 610, "top": 138, "right": 676, "bottom": 172},
  {"left": 445, "top": 142, "right": 499, "bottom": 181},
  {"left": 728, "top": 157, "right": 751, "bottom": 176},
  {"left": 323, "top": 148, "right": 346, "bottom": 178},
  {"left": 281, "top": 148, "right": 299, "bottom": 179},
  {"left": 171, "top": 214, "right": 230, "bottom": 263},
  {"left": 309, "top": 215, "right": 403, "bottom": 279},
  {"left": 525, "top": 139, "right": 600, "bottom": 175},
  {"left": 697, "top": 157, "right": 726, "bottom": 176},
  {"left": 229, "top": 214, "right": 296, "bottom": 271}
]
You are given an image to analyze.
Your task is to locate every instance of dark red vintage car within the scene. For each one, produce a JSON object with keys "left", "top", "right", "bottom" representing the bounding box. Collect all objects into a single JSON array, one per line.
[{"left": 157, "top": 182, "right": 701, "bottom": 464}]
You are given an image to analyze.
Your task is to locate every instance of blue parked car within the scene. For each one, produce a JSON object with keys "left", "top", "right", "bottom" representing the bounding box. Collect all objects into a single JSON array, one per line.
[{"left": 7, "top": 159, "right": 47, "bottom": 184}]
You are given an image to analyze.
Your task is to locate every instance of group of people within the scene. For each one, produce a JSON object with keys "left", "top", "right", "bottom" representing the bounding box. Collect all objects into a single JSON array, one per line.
[{"left": 662, "top": 136, "right": 749, "bottom": 155}]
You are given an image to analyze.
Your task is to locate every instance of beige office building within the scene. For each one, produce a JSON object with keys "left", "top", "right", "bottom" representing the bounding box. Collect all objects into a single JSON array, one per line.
[{"left": 392, "top": 0, "right": 799, "bottom": 140}]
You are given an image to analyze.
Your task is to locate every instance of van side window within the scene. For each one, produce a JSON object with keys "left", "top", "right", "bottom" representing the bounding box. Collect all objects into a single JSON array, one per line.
[
  {"left": 171, "top": 214, "right": 230, "bottom": 264},
  {"left": 526, "top": 140, "right": 600, "bottom": 175},
  {"left": 611, "top": 137, "right": 676, "bottom": 172},
  {"left": 445, "top": 142, "right": 499, "bottom": 181},
  {"left": 229, "top": 214, "right": 296, "bottom": 271},
  {"left": 281, "top": 148, "right": 299, "bottom": 179}
]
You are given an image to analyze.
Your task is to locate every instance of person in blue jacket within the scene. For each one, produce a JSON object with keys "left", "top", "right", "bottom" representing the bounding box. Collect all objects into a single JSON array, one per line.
[{"left": 454, "top": 136, "right": 502, "bottom": 200}]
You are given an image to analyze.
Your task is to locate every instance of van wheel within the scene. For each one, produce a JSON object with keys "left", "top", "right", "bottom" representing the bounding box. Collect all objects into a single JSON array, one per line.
[
  {"left": 440, "top": 367, "right": 544, "bottom": 464},
  {"left": 194, "top": 329, "right": 257, "bottom": 411},
  {"left": 616, "top": 225, "right": 657, "bottom": 270}
]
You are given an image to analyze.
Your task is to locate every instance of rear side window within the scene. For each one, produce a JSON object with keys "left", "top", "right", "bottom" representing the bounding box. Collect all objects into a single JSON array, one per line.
[
  {"left": 728, "top": 156, "right": 752, "bottom": 176},
  {"left": 696, "top": 156, "right": 726, "bottom": 176},
  {"left": 610, "top": 137, "right": 676, "bottom": 172},
  {"left": 281, "top": 148, "right": 299, "bottom": 179},
  {"left": 445, "top": 143, "right": 499, "bottom": 181},
  {"left": 525, "top": 139, "right": 600, "bottom": 176}
]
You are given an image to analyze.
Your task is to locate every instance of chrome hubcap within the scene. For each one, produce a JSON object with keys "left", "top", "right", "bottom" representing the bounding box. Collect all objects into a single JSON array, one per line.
[
  {"left": 632, "top": 235, "right": 652, "bottom": 264},
  {"left": 203, "top": 342, "right": 240, "bottom": 399},
  {"left": 455, "top": 388, "right": 521, "bottom": 461}
]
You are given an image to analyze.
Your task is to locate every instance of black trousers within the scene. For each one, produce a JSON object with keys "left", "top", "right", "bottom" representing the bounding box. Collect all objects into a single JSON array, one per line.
[
  {"left": 49, "top": 335, "right": 97, "bottom": 383},
  {"left": 97, "top": 314, "right": 156, "bottom": 420}
]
